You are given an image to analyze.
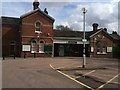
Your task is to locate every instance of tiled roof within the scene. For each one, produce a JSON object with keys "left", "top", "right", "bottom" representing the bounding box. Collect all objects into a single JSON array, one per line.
[
  {"left": 53, "top": 29, "right": 98, "bottom": 39},
  {"left": 53, "top": 29, "right": 120, "bottom": 40},
  {"left": 110, "top": 33, "right": 120, "bottom": 40},
  {"left": 53, "top": 30, "right": 83, "bottom": 37}
]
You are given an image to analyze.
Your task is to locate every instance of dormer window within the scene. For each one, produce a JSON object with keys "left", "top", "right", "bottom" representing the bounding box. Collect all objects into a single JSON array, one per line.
[{"left": 35, "top": 21, "right": 42, "bottom": 33}]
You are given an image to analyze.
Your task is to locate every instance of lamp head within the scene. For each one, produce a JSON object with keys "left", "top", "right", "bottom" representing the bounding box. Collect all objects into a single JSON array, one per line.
[{"left": 82, "top": 8, "right": 87, "bottom": 13}]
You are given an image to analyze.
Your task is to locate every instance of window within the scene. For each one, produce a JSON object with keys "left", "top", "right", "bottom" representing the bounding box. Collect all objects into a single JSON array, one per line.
[
  {"left": 31, "top": 40, "right": 45, "bottom": 53},
  {"left": 31, "top": 40, "right": 36, "bottom": 53},
  {"left": 35, "top": 21, "right": 41, "bottom": 33},
  {"left": 39, "top": 41, "right": 44, "bottom": 53},
  {"left": 96, "top": 42, "right": 107, "bottom": 54}
]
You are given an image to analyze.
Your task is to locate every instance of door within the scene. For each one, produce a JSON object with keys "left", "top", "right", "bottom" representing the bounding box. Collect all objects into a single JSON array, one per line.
[
  {"left": 10, "top": 41, "right": 15, "bottom": 56},
  {"left": 59, "top": 45, "right": 64, "bottom": 56}
]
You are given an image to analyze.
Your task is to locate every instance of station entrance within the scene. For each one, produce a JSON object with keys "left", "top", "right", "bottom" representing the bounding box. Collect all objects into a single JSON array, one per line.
[{"left": 54, "top": 43, "right": 90, "bottom": 57}]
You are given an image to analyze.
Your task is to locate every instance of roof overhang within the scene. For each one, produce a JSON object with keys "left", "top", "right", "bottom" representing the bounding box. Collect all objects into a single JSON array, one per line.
[{"left": 53, "top": 37, "right": 89, "bottom": 44}]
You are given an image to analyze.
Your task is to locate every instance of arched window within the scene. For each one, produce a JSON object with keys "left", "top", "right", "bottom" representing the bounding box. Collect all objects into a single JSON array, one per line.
[
  {"left": 39, "top": 41, "right": 44, "bottom": 53},
  {"left": 31, "top": 40, "right": 36, "bottom": 53},
  {"left": 96, "top": 42, "right": 107, "bottom": 54},
  {"left": 35, "top": 21, "right": 41, "bottom": 33},
  {"left": 31, "top": 40, "right": 45, "bottom": 53}
]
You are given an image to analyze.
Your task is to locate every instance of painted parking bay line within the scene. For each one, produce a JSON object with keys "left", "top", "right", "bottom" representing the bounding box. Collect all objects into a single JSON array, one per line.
[
  {"left": 50, "top": 64, "right": 95, "bottom": 90},
  {"left": 75, "top": 70, "right": 96, "bottom": 79},
  {"left": 96, "top": 73, "right": 120, "bottom": 90}
]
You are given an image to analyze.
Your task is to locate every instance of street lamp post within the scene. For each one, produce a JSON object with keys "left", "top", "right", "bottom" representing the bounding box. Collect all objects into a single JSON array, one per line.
[{"left": 82, "top": 7, "right": 87, "bottom": 68}]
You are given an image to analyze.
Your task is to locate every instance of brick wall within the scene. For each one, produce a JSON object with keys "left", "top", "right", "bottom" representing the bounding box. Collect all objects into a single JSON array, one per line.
[
  {"left": 21, "top": 11, "right": 54, "bottom": 57},
  {"left": 2, "top": 25, "right": 20, "bottom": 57},
  {"left": 90, "top": 31, "right": 113, "bottom": 58}
]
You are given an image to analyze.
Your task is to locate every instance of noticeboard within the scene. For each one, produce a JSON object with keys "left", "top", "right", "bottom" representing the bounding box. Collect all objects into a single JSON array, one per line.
[
  {"left": 22, "top": 45, "right": 31, "bottom": 51},
  {"left": 107, "top": 47, "right": 112, "bottom": 52}
]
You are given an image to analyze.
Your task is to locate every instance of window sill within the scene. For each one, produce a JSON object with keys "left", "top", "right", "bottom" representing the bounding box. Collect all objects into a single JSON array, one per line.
[
  {"left": 35, "top": 31, "right": 42, "bottom": 34},
  {"left": 31, "top": 51, "right": 44, "bottom": 54},
  {"left": 97, "top": 52, "right": 107, "bottom": 55}
]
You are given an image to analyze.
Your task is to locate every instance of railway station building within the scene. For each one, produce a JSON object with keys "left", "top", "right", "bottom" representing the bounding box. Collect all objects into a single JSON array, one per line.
[{"left": 1, "top": 0, "right": 120, "bottom": 58}]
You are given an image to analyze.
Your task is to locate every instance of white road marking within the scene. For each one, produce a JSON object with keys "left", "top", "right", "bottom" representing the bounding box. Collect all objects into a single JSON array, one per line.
[
  {"left": 75, "top": 70, "right": 95, "bottom": 78},
  {"left": 96, "top": 73, "right": 120, "bottom": 90},
  {"left": 50, "top": 64, "right": 95, "bottom": 90}
]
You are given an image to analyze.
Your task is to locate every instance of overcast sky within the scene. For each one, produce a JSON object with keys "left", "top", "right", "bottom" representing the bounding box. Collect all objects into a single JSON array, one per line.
[{"left": 1, "top": 0, "right": 120, "bottom": 34}]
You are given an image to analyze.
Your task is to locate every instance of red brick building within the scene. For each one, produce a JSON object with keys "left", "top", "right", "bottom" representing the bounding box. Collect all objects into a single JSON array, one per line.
[
  {"left": 2, "top": 0, "right": 54, "bottom": 57},
  {"left": 53, "top": 23, "right": 120, "bottom": 58},
  {"left": 1, "top": 1, "right": 120, "bottom": 58}
]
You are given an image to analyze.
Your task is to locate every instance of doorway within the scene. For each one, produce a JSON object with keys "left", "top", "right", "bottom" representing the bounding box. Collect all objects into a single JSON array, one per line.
[
  {"left": 59, "top": 45, "right": 64, "bottom": 56},
  {"left": 10, "top": 41, "right": 16, "bottom": 56}
]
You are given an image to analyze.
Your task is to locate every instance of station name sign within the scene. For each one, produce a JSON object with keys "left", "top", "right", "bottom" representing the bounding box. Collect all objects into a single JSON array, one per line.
[{"left": 68, "top": 41, "right": 77, "bottom": 44}]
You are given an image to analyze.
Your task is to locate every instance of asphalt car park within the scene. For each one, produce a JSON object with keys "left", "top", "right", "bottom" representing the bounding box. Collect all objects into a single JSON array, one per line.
[
  {"left": 50, "top": 57, "right": 120, "bottom": 90},
  {"left": 2, "top": 57, "right": 120, "bottom": 90}
]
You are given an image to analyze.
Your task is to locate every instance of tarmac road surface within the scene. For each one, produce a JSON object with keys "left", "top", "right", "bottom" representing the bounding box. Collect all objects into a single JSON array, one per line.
[{"left": 2, "top": 58, "right": 86, "bottom": 88}]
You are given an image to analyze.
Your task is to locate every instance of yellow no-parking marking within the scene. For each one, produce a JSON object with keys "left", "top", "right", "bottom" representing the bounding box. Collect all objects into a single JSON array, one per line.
[{"left": 50, "top": 64, "right": 95, "bottom": 90}]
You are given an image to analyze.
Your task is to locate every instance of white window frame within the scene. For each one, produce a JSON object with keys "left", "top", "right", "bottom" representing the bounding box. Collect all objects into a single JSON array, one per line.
[
  {"left": 107, "top": 47, "right": 112, "bottom": 52},
  {"left": 35, "top": 21, "right": 42, "bottom": 34},
  {"left": 39, "top": 41, "right": 44, "bottom": 53},
  {"left": 31, "top": 40, "right": 36, "bottom": 53}
]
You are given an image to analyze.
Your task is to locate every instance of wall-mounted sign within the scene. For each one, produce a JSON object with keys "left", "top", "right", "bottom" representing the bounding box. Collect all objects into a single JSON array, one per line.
[
  {"left": 82, "top": 39, "right": 87, "bottom": 42},
  {"left": 68, "top": 41, "right": 77, "bottom": 44},
  {"left": 22, "top": 45, "right": 31, "bottom": 51},
  {"left": 107, "top": 47, "right": 112, "bottom": 52}
]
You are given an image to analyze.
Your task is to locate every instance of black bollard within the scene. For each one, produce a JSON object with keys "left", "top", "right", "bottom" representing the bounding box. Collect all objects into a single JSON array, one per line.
[
  {"left": 14, "top": 53, "right": 15, "bottom": 59},
  {"left": 34, "top": 53, "right": 36, "bottom": 58},
  {"left": 3, "top": 55, "right": 5, "bottom": 60},
  {"left": 24, "top": 52, "right": 26, "bottom": 59}
]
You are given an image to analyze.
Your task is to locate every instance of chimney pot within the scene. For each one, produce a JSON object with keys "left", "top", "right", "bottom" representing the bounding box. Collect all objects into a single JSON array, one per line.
[
  {"left": 92, "top": 23, "right": 98, "bottom": 31},
  {"left": 33, "top": 0, "right": 39, "bottom": 10}
]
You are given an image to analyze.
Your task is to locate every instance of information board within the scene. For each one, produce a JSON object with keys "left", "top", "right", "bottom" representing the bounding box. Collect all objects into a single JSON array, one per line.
[{"left": 22, "top": 45, "right": 31, "bottom": 51}]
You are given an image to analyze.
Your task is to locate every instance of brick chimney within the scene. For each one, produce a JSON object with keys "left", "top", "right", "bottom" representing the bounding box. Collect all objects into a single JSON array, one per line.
[
  {"left": 92, "top": 23, "right": 98, "bottom": 31},
  {"left": 33, "top": 0, "right": 39, "bottom": 10}
]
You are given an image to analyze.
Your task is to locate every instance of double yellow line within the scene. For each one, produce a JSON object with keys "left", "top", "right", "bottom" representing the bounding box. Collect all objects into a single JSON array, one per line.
[{"left": 50, "top": 64, "right": 95, "bottom": 90}]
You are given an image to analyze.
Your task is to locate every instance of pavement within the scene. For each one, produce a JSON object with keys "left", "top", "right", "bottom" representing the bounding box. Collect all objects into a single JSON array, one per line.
[{"left": 2, "top": 57, "right": 120, "bottom": 90}]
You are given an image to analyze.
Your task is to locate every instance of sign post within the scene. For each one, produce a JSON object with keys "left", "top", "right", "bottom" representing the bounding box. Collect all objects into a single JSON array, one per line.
[{"left": 81, "top": 7, "right": 87, "bottom": 68}]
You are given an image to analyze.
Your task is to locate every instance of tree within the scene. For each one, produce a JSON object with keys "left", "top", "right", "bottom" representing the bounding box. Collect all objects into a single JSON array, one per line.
[{"left": 56, "top": 25, "right": 72, "bottom": 31}]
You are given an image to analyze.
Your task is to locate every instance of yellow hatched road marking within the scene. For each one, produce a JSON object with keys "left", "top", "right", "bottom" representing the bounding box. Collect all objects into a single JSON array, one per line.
[
  {"left": 96, "top": 73, "right": 120, "bottom": 90},
  {"left": 50, "top": 64, "right": 95, "bottom": 90},
  {"left": 82, "top": 70, "right": 96, "bottom": 76},
  {"left": 75, "top": 70, "right": 95, "bottom": 78},
  {"left": 75, "top": 70, "right": 95, "bottom": 79}
]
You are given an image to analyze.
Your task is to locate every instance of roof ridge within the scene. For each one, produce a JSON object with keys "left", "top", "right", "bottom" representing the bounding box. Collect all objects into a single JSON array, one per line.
[{"left": 20, "top": 8, "right": 54, "bottom": 21}]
